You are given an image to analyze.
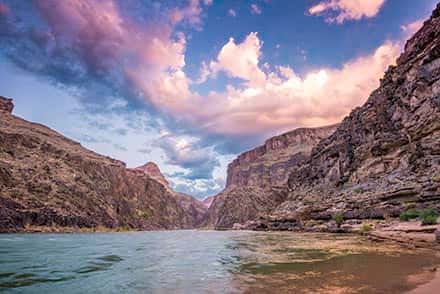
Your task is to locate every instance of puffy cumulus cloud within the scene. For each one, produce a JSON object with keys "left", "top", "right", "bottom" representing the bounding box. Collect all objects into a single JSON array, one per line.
[
  {"left": 209, "top": 32, "right": 266, "bottom": 85},
  {"left": 250, "top": 4, "right": 262, "bottom": 15},
  {"left": 228, "top": 9, "right": 237, "bottom": 17},
  {"left": 308, "top": 0, "right": 385, "bottom": 23},
  {"left": 147, "top": 32, "right": 400, "bottom": 137}
]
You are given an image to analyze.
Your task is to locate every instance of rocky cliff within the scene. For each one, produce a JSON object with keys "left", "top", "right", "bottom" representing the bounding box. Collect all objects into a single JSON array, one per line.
[
  {"left": 226, "top": 125, "right": 338, "bottom": 189},
  {"left": 252, "top": 4, "right": 440, "bottom": 230},
  {"left": 207, "top": 125, "right": 337, "bottom": 228},
  {"left": 0, "top": 97, "right": 199, "bottom": 232},
  {"left": 129, "top": 162, "right": 208, "bottom": 226}
]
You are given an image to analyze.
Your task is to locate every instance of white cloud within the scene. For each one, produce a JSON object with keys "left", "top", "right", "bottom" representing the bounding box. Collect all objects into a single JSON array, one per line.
[
  {"left": 308, "top": 0, "right": 385, "bottom": 23},
  {"left": 228, "top": 8, "right": 237, "bottom": 17},
  {"left": 143, "top": 32, "right": 400, "bottom": 137},
  {"left": 209, "top": 32, "right": 266, "bottom": 85}
]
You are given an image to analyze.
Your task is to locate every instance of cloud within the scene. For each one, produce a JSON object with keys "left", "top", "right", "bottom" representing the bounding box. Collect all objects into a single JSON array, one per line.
[
  {"left": 169, "top": 0, "right": 208, "bottom": 27},
  {"left": 152, "top": 133, "right": 220, "bottom": 180},
  {"left": 209, "top": 32, "right": 266, "bottom": 85},
  {"left": 308, "top": 0, "right": 385, "bottom": 23},
  {"left": 250, "top": 4, "right": 262, "bottom": 15},
  {"left": 144, "top": 32, "right": 400, "bottom": 137},
  {"left": 228, "top": 9, "right": 237, "bottom": 17}
]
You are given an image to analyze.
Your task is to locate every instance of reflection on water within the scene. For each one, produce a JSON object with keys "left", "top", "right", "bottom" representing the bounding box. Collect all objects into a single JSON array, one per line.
[{"left": 0, "top": 231, "right": 438, "bottom": 293}]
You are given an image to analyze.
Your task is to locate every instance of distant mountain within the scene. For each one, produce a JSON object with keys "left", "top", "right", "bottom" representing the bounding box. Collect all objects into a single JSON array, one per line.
[
  {"left": 0, "top": 97, "right": 199, "bottom": 232},
  {"left": 131, "top": 162, "right": 169, "bottom": 187},
  {"left": 130, "top": 162, "right": 208, "bottom": 226},
  {"left": 206, "top": 125, "right": 338, "bottom": 229}
]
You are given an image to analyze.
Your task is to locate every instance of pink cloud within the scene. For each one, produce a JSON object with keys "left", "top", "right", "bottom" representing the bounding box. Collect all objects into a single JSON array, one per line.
[
  {"left": 143, "top": 32, "right": 400, "bottom": 136},
  {"left": 208, "top": 32, "right": 266, "bottom": 86},
  {"left": 309, "top": 0, "right": 385, "bottom": 23},
  {"left": 27, "top": 0, "right": 400, "bottom": 139}
]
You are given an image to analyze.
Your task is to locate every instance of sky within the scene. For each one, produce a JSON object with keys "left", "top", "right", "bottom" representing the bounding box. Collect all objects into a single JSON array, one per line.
[{"left": 0, "top": 0, "right": 437, "bottom": 199}]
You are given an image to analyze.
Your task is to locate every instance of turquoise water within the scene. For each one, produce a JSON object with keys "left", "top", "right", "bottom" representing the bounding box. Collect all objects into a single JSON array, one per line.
[{"left": 0, "top": 231, "right": 439, "bottom": 293}]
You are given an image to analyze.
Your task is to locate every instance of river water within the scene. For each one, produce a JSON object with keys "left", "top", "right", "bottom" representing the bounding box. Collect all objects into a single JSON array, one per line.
[{"left": 0, "top": 231, "right": 439, "bottom": 293}]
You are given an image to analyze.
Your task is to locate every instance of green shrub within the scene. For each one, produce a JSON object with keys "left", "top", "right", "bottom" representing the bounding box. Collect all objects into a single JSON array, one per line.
[
  {"left": 400, "top": 208, "right": 438, "bottom": 225},
  {"left": 400, "top": 209, "right": 421, "bottom": 221},
  {"left": 360, "top": 223, "right": 373, "bottom": 234},
  {"left": 139, "top": 211, "right": 151, "bottom": 219},
  {"left": 420, "top": 208, "right": 438, "bottom": 226},
  {"left": 334, "top": 212, "right": 344, "bottom": 227}
]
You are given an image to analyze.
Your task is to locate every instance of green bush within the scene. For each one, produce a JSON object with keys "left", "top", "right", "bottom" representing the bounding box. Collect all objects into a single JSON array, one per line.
[
  {"left": 400, "top": 208, "right": 438, "bottom": 225},
  {"left": 360, "top": 223, "right": 373, "bottom": 234},
  {"left": 334, "top": 212, "right": 344, "bottom": 227},
  {"left": 420, "top": 208, "right": 438, "bottom": 226},
  {"left": 400, "top": 209, "right": 421, "bottom": 221}
]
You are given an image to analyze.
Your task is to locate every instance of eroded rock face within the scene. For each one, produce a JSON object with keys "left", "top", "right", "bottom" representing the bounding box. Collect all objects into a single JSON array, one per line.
[
  {"left": 206, "top": 186, "right": 286, "bottom": 229},
  {"left": 130, "top": 162, "right": 208, "bottom": 227},
  {"left": 0, "top": 96, "right": 14, "bottom": 114},
  {"left": 226, "top": 125, "right": 338, "bottom": 189},
  {"left": 207, "top": 125, "right": 336, "bottom": 228},
  {"left": 0, "top": 100, "right": 199, "bottom": 232},
  {"left": 131, "top": 162, "right": 169, "bottom": 187},
  {"left": 269, "top": 5, "right": 440, "bottom": 226}
]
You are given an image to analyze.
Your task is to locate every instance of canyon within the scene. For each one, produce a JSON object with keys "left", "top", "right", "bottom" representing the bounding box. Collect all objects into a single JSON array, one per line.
[{"left": 1, "top": 4, "right": 440, "bottom": 236}]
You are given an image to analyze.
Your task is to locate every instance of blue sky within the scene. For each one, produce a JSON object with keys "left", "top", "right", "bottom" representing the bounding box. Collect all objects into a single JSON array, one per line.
[{"left": 0, "top": 0, "right": 437, "bottom": 198}]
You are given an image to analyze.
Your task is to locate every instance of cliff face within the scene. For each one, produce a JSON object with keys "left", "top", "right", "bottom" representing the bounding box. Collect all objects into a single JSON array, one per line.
[
  {"left": 0, "top": 97, "right": 198, "bottom": 232},
  {"left": 226, "top": 125, "right": 338, "bottom": 189},
  {"left": 268, "top": 5, "right": 440, "bottom": 226},
  {"left": 207, "top": 125, "right": 337, "bottom": 228},
  {"left": 129, "top": 162, "right": 208, "bottom": 226},
  {"left": 131, "top": 162, "right": 169, "bottom": 187}
]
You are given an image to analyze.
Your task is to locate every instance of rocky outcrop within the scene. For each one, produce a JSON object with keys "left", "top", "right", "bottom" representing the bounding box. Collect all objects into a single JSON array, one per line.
[
  {"left": 206, "top": 186, "right": 286, "bottom": 229},
  {"left": 0, "top": 96, "right": 13, "bottom": 113},
  {"left": 130, "top": 162, "right": 208, "bottom": 226},
  {"left": 131, "top": 162, "right": 169, "bottom": 187},
  {"left": 0, "top": 100, "right": 199, "bottom": 232},
  {"left": 207, "top": 125, "right": 336, "bottom": 229},
  {"left": 174, "top": 193, "right": 208, "bottom": 226},
  {"left": 226, "top": 125, "right": 338, "bottom": 189}
]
